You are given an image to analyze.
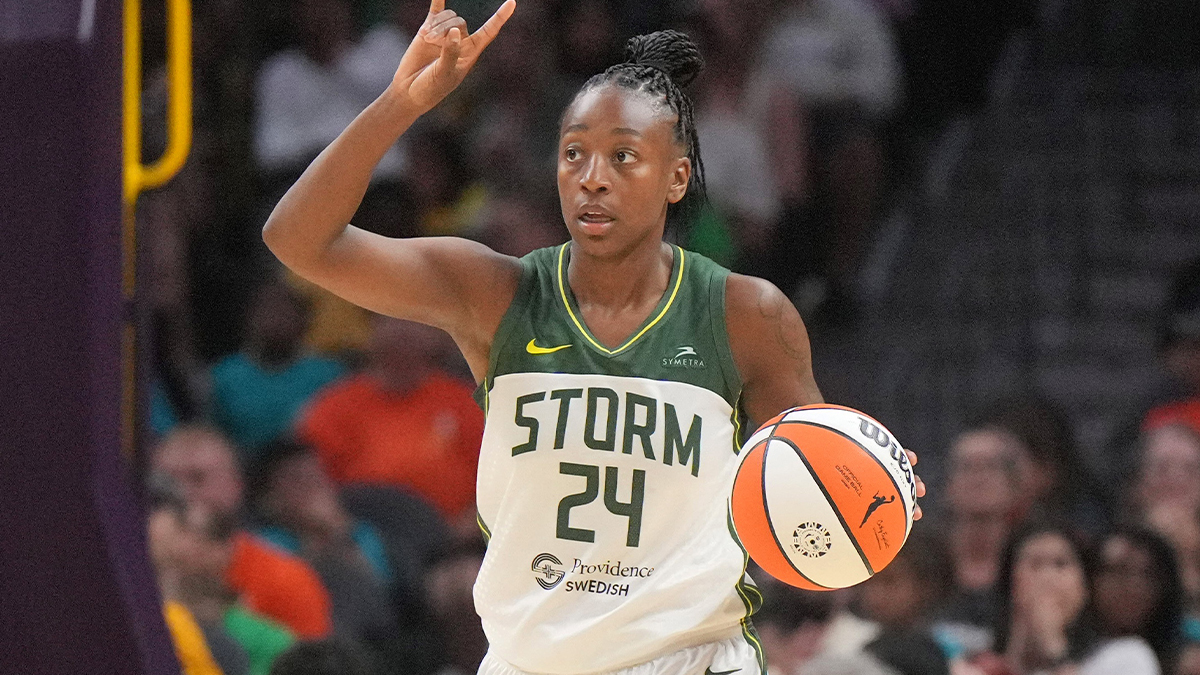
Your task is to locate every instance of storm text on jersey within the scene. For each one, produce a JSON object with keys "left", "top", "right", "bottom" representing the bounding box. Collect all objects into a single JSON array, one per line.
[{"left": 509, "top": 387, "right": 703, "bottom": 477}]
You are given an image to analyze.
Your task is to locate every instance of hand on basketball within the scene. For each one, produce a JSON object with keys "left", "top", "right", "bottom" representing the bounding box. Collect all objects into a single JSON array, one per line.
[
  {"left": 907, "top": 449, "right": 926, "bottom": 520},
  {"left": 390, "top": 0, "right": 516, "bottom": 113}
]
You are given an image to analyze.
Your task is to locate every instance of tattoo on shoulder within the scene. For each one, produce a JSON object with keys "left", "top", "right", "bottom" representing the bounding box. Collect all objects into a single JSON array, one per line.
[
  {"left": 756, "top": 284, "right": 781, "bottom": 319},
  {"left": 756, "top": 284, "right": 808, "bottom": 360}
]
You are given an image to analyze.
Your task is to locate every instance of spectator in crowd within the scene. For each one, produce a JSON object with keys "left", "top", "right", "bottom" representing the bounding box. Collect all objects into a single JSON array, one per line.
[
  {"left": 147, "top": 481, "right": 295, "bottom": 675},
  {"left": 977, "top": 396, "right": 1112, "bottom": 533},
  {"left": 547, "top": 0, "right": 624, "bottom": 90},
  {"left": 254, "top": 0, "right": 406, "bottom": 188},
  {"left": 148, "top": 482, "right": 243, "bottom": 675},
  {"left": 1105, "top": 259, "right": 1200, "bottom": 498},
  {"left": 465, "top": 5, "right": 563, "bottom": 195},
  {"left": 801, "top": 653, "right": 900, "bottom": 675},
  {"left": 298, "top": 316, "right": 485, "bottom": 533},
  {"left": 248, "top": 438, "right": 400, "bottom": 647},
  {"left": 755, "top": 577, "right": 886, "bottom": 674},
  {"left": 161, "top": 599, "right": 230, "bottom": 675},
  {"left": 1087, "top": 527, "right": 1184, "bottom": 674},
  {"left": 210, "top": 280, "right": 345, "bottom": 461},
  {"left": 690, "top": 0, "right": 780, "bottom": 270},
  {"left": 426, "top": 541, "right": 490, "bottom": 675},
  {"left": 1180, "top": 643, "right": 1200, "bottom": 675},
  {"left": 140, "top": 153, "right": 214, "bottom": 433},
  {"left": 1130, "top": 424, "right": 1200, "bottom": 613},
  {"left": 251, "top": 438, "right": 393, "bottom": 584},
  {"left": 402, "top": 126, "right": 488, "bottom": 237},
  {"left": 269, "top": 638, "right": 379, "bottom": 675},
  {"left": 755, "top": 583, "right": 839, "bottom": 675},
  {"left": 285, "top": 269, "right": 375, "bottom": 362},
  {"left": 745, "top": 0, "right": 901, "bottom": 320},
  {"left": 151, "top": 425, "right": 335, "bottom": 639},
  {"left": 978, "top": 522, "right": 1161, "bottom": 675},
  {"left": 940, "top": 424, "right": 1032, "bottom": 637},
  {"left": 1144, "top": 259, "right": 1200, "bottom": 435},
  {"left": 856, "top": 530, "right": 953, "bottom": 675}
]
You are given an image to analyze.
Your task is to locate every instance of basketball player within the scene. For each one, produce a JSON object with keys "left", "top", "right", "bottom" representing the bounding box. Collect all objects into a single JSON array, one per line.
[{"left": 263, "top": 3, "right": 925, "bottom": 674}]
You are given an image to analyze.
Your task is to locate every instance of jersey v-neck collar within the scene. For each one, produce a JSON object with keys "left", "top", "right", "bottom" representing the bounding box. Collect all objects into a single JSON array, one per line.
[{"left": 554, "top": 242, "right": 685, "bottom": 357}]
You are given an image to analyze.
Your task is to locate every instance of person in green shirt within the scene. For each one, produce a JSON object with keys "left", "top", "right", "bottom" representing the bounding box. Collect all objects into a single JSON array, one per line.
[{"left": 225, "top": 604, "right": 296, "bottom": 675}]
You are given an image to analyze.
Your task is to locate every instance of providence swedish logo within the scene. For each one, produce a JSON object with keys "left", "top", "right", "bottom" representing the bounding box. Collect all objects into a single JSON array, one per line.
[{"left": 531, "top": 553, "right": 566, "bottom": 590}]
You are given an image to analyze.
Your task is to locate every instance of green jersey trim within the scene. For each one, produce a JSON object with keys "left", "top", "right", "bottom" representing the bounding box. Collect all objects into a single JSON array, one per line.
[
  {"left": 707, "top": 261, "right": 744, "bottom": 415},
  {"left": 726, "top": 510, "right": 766, "bottom": 672},
  {"left": 729, "top": 395, "right": 745, "bottom": 455},
  {"left": 555, "top": 243, "right": 686, "bottom": 357},
  {"left": 477, "top": 512, "right": 493, "bottom": 543}
]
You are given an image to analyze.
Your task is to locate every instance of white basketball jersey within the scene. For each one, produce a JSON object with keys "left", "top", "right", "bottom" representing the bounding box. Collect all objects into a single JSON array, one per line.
[{"left": 472, "top": 245, "right": 764, "bottom": 674}]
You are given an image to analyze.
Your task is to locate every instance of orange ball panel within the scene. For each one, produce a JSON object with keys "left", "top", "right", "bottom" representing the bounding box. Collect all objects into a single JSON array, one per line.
[{"left": 731, "top": 442, "right": 827, "bottom": 591}]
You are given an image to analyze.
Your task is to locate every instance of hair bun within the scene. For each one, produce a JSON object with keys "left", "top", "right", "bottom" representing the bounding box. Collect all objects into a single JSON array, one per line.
[{"left": 625, "top": 30, "right": 704, "bottom": 88}]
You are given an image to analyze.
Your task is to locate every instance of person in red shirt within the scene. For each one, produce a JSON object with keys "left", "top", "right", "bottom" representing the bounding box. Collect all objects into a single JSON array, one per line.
[
  {"left": 298, "top": 316, "right": 484, "bottom": 529},
  {"left": 151, "top": 425, "right": 334, "bottom": 639}
]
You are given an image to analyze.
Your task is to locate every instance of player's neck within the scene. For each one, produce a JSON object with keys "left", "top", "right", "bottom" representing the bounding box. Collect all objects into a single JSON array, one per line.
[{"left": 567, "top": 239, "right": 673, "bottom": 312}]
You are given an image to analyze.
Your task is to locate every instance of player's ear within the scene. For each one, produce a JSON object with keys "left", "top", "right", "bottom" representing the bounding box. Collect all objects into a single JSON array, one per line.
[{"left": 667, "top": 156, "right": 691, "bottom": 204}]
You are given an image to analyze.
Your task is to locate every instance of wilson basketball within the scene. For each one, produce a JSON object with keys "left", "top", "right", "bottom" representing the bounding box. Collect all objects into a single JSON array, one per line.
[{"left": 731, "top": 404, "right": 916, "bottom": 590}]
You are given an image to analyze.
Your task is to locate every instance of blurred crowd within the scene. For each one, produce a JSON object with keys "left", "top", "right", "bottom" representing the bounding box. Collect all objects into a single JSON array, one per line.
[
  {"left": 751, "top": 260, "right": 1200, "bottom": 675},
  {"left": 128, "top": 1, "right": 1200, "bottom": 674}
]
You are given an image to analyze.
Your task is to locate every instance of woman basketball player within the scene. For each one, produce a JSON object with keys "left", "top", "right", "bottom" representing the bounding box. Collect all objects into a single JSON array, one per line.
[{"left": 263, "top": 3, "right": 924, "bottom": 674}]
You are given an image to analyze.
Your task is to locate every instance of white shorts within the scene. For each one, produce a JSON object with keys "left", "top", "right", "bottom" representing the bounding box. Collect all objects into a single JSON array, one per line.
[{"left": 477, "top": 633, "right": 765, "bottom": 675}]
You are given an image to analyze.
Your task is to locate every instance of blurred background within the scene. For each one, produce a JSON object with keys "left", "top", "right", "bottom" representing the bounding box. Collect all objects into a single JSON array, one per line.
[{"left": 19, "top": 0, "right": 1200, "bottom": 673}]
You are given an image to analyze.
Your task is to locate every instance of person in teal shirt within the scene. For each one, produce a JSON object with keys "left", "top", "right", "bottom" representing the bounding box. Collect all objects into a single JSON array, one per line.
[{"left": 210, "top": 279, "right": 345, "bottom": 460}]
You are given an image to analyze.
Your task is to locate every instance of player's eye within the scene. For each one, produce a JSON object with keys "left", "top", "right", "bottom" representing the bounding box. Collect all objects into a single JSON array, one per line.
[
  {"left": 565, "top": 147, "right": 580, "bottom": 161},
  {"left": 614, "top": 150, "right": 634, "bottom": 163}
]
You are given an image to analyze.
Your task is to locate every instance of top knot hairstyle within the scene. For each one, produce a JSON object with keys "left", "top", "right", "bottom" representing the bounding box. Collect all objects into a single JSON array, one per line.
[{"left": 571, "top": 30, "right": 707, "bottom": 232}]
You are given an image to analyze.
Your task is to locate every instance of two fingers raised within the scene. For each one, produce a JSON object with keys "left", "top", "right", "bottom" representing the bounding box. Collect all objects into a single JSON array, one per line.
[{"left": 422, "top": 0, "right": 515, "bottom": 50}]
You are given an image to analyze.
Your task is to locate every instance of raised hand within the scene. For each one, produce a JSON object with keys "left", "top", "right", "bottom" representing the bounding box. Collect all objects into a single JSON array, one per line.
[{"left": 390, "top": 0, "right": 516, "bottom": 114}]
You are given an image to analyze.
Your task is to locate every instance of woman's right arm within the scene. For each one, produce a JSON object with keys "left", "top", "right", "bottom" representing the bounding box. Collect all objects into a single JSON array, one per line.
[{"left": 262, "top": 1, "right": 518, "bottom": 374}]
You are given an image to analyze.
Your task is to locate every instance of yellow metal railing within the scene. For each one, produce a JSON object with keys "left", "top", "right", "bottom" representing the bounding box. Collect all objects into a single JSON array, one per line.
[{"left": 123, "top": 0, "right": 192, "bottom": 456}]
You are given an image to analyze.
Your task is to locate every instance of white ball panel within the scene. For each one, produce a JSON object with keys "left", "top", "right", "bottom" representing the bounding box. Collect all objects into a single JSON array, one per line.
[{"left": 762, "top": 439, "right": 872, "bottom": 588}]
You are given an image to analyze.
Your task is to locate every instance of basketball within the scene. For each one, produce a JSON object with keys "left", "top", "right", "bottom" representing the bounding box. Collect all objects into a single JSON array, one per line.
[{"left": 731, "top": 404, "right": 917, "bottom": 590}]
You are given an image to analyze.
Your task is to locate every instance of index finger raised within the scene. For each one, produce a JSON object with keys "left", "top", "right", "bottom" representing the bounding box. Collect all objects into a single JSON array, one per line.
[
  {"left": 428, "top": 0, "right": 445, "bottom": 15},
  {"left": 468, "top": 0, "right": 516, "bottom": 49}
]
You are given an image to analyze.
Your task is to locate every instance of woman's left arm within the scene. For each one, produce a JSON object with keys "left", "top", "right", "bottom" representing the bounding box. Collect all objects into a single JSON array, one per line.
[
  {"left": 725, "top": 273, "right": 823, "bottom": 422},
  {"left": 725, "top": 273, "right": 926, "bottom": 517}
]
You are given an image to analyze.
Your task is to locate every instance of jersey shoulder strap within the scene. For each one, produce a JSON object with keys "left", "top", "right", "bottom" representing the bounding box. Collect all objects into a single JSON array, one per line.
[
  {"left": 473, "top": 246, "right": 556, "bottom": 408},
  {"left": 678, "top": 248, "right": 740, "bottom": 405}
]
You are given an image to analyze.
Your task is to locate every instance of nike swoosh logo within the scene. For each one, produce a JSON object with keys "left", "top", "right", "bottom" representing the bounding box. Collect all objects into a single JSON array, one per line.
[
  {"left": 526, "top": 339, "right": 572, "bottom": 355},
  {"left": 705, "top": 669, "right": 740, "bottom": 675}
]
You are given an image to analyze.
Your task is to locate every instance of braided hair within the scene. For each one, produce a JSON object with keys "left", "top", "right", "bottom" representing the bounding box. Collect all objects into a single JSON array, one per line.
[{"left": 568, "top": 29, "right": 706, "bottom": 232}]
